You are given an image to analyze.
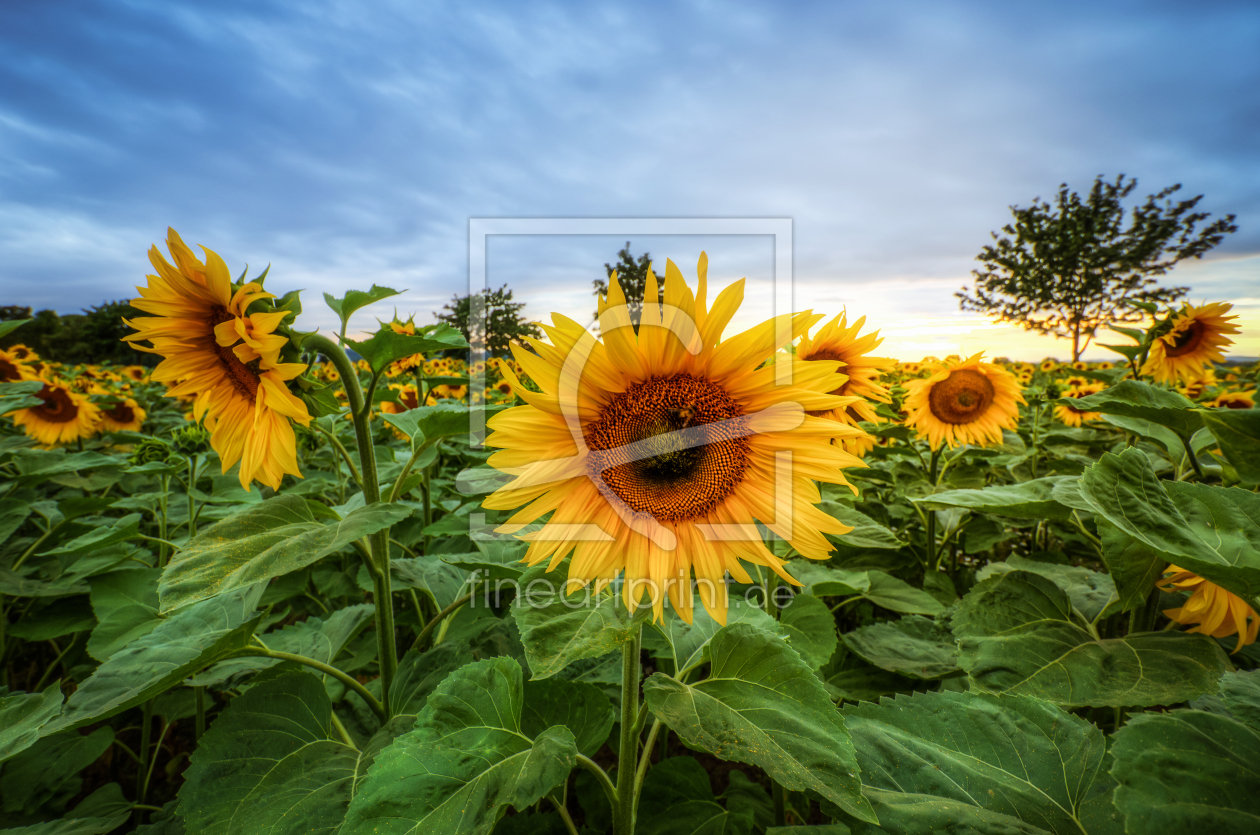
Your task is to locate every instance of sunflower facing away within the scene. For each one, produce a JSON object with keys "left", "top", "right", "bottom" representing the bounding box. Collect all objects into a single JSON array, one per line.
[
  {"left": 124, "top": 228, "right": 311, "bottom": 490},
  {"left": 1159, "top": 565, "right": 1259, "bottom": 652},
  {"left": 484, "top": 255, "right": 867, "bottom": 623},
  {"left": 1141, "top": 302, "right": 1240, "bottom": 384},
  {"left": 902, "top": 353, "right": 1024, "bottom": 449},
  {"left": 797, "top": 313, "right": 894, "bottom": 456},
  {"left": 8, "top": 379, "right": 101, "bottom": 445}
]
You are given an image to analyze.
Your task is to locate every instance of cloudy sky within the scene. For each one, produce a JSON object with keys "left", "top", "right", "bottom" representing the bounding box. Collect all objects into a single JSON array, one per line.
[{"left": 2, "top": 0, "right": 1257, "bottom": 359}]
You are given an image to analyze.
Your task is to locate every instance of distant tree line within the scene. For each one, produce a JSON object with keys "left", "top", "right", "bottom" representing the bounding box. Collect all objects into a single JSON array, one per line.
[{"left": 0, "top": 301, "right": 150, "bottom": 365}]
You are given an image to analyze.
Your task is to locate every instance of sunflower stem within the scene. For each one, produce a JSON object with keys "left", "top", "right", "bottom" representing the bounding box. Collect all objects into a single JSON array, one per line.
[
  {"left": 1180, "top": 434, "right": 1205, "bottom": 481},
  {"left": 614, "top": 623, "right": 642, "bottom": 835},
  {"left": 925, "top": 447, "right": 941, "bottom": 564},
  {"left": 299, "top": 333, "right": 397, "bottom": 718}
]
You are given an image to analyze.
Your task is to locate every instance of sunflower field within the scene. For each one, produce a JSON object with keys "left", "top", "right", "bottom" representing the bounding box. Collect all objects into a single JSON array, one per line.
[{"left": 1, "top": 229, "right": 1259, "bottom": 835}]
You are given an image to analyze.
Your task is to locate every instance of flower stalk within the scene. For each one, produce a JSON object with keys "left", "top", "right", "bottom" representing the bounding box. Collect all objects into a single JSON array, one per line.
[{"left": 614, "top": 623, "right": 642, "bottom": 835}]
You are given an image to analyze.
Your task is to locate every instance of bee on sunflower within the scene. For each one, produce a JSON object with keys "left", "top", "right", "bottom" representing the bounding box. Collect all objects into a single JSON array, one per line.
[
  {"left": 796, "top": 313, "right": 896, "bottom": 457},
  {"left": 7, "top": 378, "right": 101, "bottom": 445},
  {"left": 484, "top": 254, "right": 867, "bottom": 623},
  {"left": 1159, "top": 566, "right": 1258, "bottom": 652},
  {"left": 124, "top": 228, "right": 311, "bottom": 491},
  {"left": 902, "top": 353, "right": 1024, "bottom": 448},
  {"left": 1141, "top": 302, "right": 1240, "bottom": 384}
]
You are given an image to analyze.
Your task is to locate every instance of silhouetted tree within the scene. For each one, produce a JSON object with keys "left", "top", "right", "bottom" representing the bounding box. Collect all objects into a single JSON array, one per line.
[
  {"left": 435, "top": 284, "right": 542, "bottom": 358},
  {"left": 592, "top": 242, "right": 664, "bottom": 330}
]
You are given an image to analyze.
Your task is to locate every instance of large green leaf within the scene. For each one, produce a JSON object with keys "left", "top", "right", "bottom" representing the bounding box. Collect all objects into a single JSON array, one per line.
[
  {"left": 511, "top": 565, "right": 646, "bottom": 679},
  {"left": 389, "top": 642, "right": 474, "bottom": 716},
  {"left": 789, "top": 562, "right": 943, "bottom": 615},
  {"left": 1068, "top": 380, "right": 1203, "bottom": 440},
  {"left": 87, "top": 568, "right": 162, "bottom": 661},
  {"left": 976, "top": 555, "right": 1117, "bottom": 621},
  {"left": 381, "top": 402, "right": 506, "bottom": 452},
  {"left": 10, "top": 450, "right": 122, "bottom": 481},
  {"left": 637, "top": 757, "right": 756, "bottom": 835},
  {"left": 160, "top": 496, "right": 413, "bottom": 612},
  {"left": 1201, "top": 408, "right": 1260, "bottom": 485},
  {"left": 342, "top": 324, "right": 468, "bottom": 374},
  {"left": 842, "top": 690, "right": 1113, "bottom": 835},
  {"left": 0, "top": 783, "right": 132, "bottom": 835},
  {"left": 1219, "top": 669, "right": 1260, "bottom": 731},
  {"left": 914, "top": 477, "right": 1077, "bottom": 521},
  {"left": 44, "top": 514, "right": 141, "bottom": 559},
  {"left": 1, "top": 727, "right": 114, "bottom": 816},
  {"left": 642, "top": 623, "right": 875, "bottom": 823},
  {"left": 323, "top": 285, "right": 402, "bottom": 329},
  {"left": 178, "top": 671, "right": 368, "bottom": 835},
  {"left": 778, "top": 593, "right": 838, "bottom": 670},
  {"left": 0, "top": 380, "right": 48, "bottom": 413},
  {"left": 522, "top": 678, "right": 615, "bottom": 757},
  {"left": 42, "top": 586, "right": 263, "bottom": 735},
  {"left": 1111, "top": 707, "right": 1260, "bottom": 834},
  {"left": 1102, "top": 414, "right": 1184, "bottom": 460},
  {"left": 840, "top": 615, "right": 959, "bottom": 680},
  {"left": 1080, "top": 448, "right": 1260, "bottom": 602},
  {"left": 0, "top": 498, "right": 32, "bottom": 547},
  {"left": 819, "top": 502, "right": 904, "bottom": 549},
  {"left": 342, "top": 657, "right": 578, "bottom": 835},
  {"left": 5, "top": 597, "right": 95, "bottom": 641},
  {"left": 846, "top": 788, "right": 1053, "bottom": 835},
  {"left": 953, "top": 570, "right": 1229, "bottom": 708},
  {"left": 0, "top": 685, "right": 64, "bottom": 764},
  {"left": 648, "top": 598, "right": 782, "bottom": 674},
  {"left": 1096, "top": 518, "right": 1165, "bottom": 612}
]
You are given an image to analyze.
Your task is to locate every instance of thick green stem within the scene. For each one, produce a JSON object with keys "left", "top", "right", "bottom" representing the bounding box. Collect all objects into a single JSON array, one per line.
[
  {"left": 926, "top": 447, "right": 941, "bottom": 564},
  {"left": 772, "top": 781, "right": 787, "bottom": 827},
  {"left": 194, "top": 686, "right": 206, "bottom": 741},
  {"left": 135, "top": 700, "right": 153, "bottom": 799},
  {"left": 614, "top": 624, "right": 642, "bottom": 835},
  {"left": 1180, "top": 434, "right": 1205, "bottom": 481},
  {"left": 186, "top": 455, "right": 199, "bottom": 538},
  {"left": 634, "top": 719, "right": 662, "bottom": 800},
  {"left": 301, "top": 334, "right": 397, "bottom": 717},
  {"left": 312, "top": 421, "right": 363, "bottom": 487},
  {"left": 388, "top": 442, "right": 430, "bottom": 503}
]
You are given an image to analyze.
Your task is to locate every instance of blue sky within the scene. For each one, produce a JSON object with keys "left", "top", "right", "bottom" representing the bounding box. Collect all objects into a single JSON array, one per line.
[{"left": 2, "top": 0, "right": 1258, "bottom": 359}]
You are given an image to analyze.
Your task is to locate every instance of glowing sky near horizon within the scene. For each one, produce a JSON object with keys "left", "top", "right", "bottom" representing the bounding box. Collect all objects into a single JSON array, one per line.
[{"left": 1, "top": 0, "right": 1257, "bottom": 361}]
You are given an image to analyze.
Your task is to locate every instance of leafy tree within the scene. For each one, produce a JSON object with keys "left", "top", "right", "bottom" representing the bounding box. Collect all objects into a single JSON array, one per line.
[
  {"left": 592, "top": 242, "right": 664, "bottom": 329},
  {"left": 434, "top": 284, "right": 542, "bottom": 358},
  {"left": 0, "top": 301, "right": 149, "bottom": 364},
  {"left": 957, "top": 175, "right": 1237, "bottom": 361}
]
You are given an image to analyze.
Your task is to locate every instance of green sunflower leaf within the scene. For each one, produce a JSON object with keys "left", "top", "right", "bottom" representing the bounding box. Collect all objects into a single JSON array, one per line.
[
  {"left": 841, "top": 690, "right": 1115, "bottom": 835},
  {"left": 341, "top": 657, "right": 577, "bottom": 835},
  {"left": 912, "top": 476, "right": 1078, "bottom": 521},
  {"left": 177, "top": 671, "right": 367, "bottom": 835},
  {"left": 322, "top": 285, "right": 402, "bottom": 330},
  {"left": 953, "top": 570, "right": 1229, "bottom": 708},
  {"left": 0, "top": 379, "right": 45, "bottom": 413},
  {"left": 641, "top": 623, "right": 876, "bottom": 824},
  {"left": 1080, "top": 447, "right": 1260, "bottom": 602},
  {"left": 0, "top": 684, "right": 64, "bottom": 765},
  {"left": 840, "top": 615, "right": 960, "bottom": 680},
  {"left": 380, "top": 401, "right": 506, "bottom": 452},
  {"left": 159, "top": 495, "right": 413, "bottom": 612},
  {"left": 637, "top": 757, "right": 756, "bottom": 835},
  {"left": 778, "top": 593, "right": 838, "bottom": 670},
  {"left": 522, "top": 678, "right": 615, "bottom": 757},
  {"left": 1066, "top": 379, "right": 1202, "bottom": 440},
  {"left": 342, "top": 324, "right": 468, "bottom": 375},
  {"left": 1111, "top": 706, "right": 1260, "bottom": 834},
  {"left": 1200, "top": 407, "right": 1260, "bottom": 486}
]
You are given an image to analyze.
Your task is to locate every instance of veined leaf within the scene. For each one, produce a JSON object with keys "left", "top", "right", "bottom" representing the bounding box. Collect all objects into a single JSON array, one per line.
[
  {"left": 323, "top": 285, "right": 402, "bottom": 329},
  {"left": 976, "top": 555, "right": 1118, "bottom": 621},
  {"left": 642, "top": 623, "right": 875, "bottom": 824},
  {"left": 390, "top": 641, "right": 474, "bottom": 717},
  {"left": 1096, "top": 518, "right": 1165, "bottom": 612},
  {"left": 522, "top": 678, "right": 615, "bottom": 757},
  {"left": 87, "top": 568, "right": 162, "bottom": 661},
  {"left": 381, "top": 401, "right": 506, "bottom": 452},
  {"left": 1200, "top": 408, "right": 1260, "bottom": 485},
  {"left": 1111, "top": 706, "right": 1260, "bottom": 833},
  {"left": 913, "top": 476, "right": 1077, "bottom": 521},
  {"left": 789, "top": 561, "right": 943, "bottom": 616},
  {"left": 842, "top": 690, "right": 1113, "bottom": 835},
  {"left": 637, "top": 757, "right": 756, "bottom": 835},
  {"left": 953, "top": 570, "right": 1229, "bottom": 708},
  {"left": 42, "top": 585, "right": 263, "bottom": 735},
  {"left": 342, "top": 324, "right": 468, "bottom": 375},
  {"left": 159, "top": 495, "right": 413, "bottom": 612},
  {"left": 342, "top": 657, "right": 578, "bottom": 835},
  {"left": 1068, "top": 380, "right": 1202, "bottom": 440},
  {"left": 0, "top": 685, "right": 63, "bottom": 764},
  {"left": 778, "top": 593, "right": 838, "bottom": 670},
  {"left": 840, "top": 615, "right": 959, "bottom": 680},
  {"left": 0, "top": 380, "right": 47, "bottom": 413},
  {"left": 178, "top": 671, "right": 368, "bottom": 835},
  {"left": 511, "top": 565, "right": 647, "bottom": 680},
  {"left": 648, "top": 598, "right": 782, "bottom": 674},
  {"left": 1080, "top": 448, "right": 1260, "bottom": 602},
  {"left": 819, "top": 502, "right": 904, "bottom": 549}
]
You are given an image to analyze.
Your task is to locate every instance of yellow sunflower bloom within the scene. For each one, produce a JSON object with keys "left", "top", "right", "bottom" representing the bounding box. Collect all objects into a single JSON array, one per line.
[
  {"left": 1039, "top": 358, "right": 1058, "bottom": 372},
  {"left": 1053, "top": 382, "right": 1105, "bottom": 427},
  {"left": 0, "top": 348, "right": 33, "bottom": 383},
  {"left": 1211, "top": 390, "right": 1255, "bottom": 409},
  {"left": 380, "top": 384, "right": 420, "bottom": 414},
  {"left": 797, "top": 313, "right": 893, "bottom": 457},
  {"left": 1141, "top": 302, "right": 1239, "bottom": 384},
  {"left": 121, "top": 365, "right": 148, "bottom": 382},
  {"left": 1159, "top": 566, "right": 1259, "bottom": 653},
  {"left": 123, "top": 228, "right": 311, "bottom": 490},
  {"left": 97, "top": 397, "right": 146, "bottom": 433},
  {"left": 7, "top": 380, "right": 101, "bottom": 445},
  {"left": 483, "top": 255, "right": 866, "bottom": 624},
  {"left": 902, "top": 353, "right": 1024, "bottom": 449}
]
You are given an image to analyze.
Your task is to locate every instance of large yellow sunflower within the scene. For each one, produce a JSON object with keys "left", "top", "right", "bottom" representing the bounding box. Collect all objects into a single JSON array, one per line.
[
  {"left": 7, "top": 380, "right": 101, "bottom": 445},
  {"left": 902, "top": 353, "right": 1024, "bottom": 449},
  {"left": 484, "top": 256, "right": 867, "bottom": 623},
  {"left": 796, "top": 313, "right": 893, "bottom": 456},
  {"left": 1211, "top": 390, "right": 1255, "bottom": 410},
  {"left": 97, "top": 397, "right": 147, "bottom": 433},
  {"left": 1141, "top": 302, "right": 1240, "bottom": 384},
  {"left": 124, "top": 228, "right": 311, "bottom": 490},
  {"left": 1159, "top": 566, "right": 1258, "bottom": 652}
]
